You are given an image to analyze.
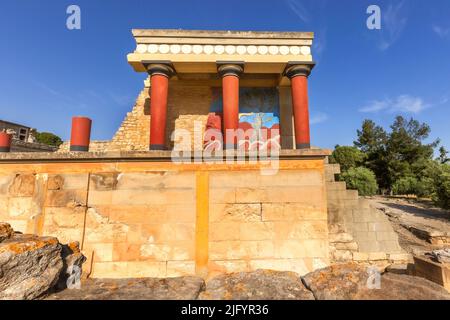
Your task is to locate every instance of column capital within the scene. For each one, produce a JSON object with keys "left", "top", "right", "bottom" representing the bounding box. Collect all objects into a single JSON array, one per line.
[
  {"left": 143, "top": 61, "right": 176, "bottom": 78},
  {"left": 283, "top": 62, "right": 316, "bottom": 79},
  {"left": 217, "top": 61, "right": 245, "bottom": 78}
]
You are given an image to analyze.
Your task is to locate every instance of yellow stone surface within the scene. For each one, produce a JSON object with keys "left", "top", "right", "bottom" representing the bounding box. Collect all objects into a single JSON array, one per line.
[{"left": 0, "top": 157, "right": 329, "bottom": 279}]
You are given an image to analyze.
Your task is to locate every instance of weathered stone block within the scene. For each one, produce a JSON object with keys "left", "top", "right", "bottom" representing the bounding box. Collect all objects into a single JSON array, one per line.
[
  {"left": 352, "top": 222, "right": 368, "bottom": 232},
  {"left": 90, "top": 173, "right": 119, "bottom": 191},
  {"left": 7, "top": 197, "right": 33, "bottom": 218},
  {"left": 209, "top": 188, "right": 236, "bottom": 204},
  {"left": 166, "top": 260, "right": 195, "bottom": 277},
  {"left": 8, "top": 174, "right": 35, "bottom": 197},
  {"left": 47, "top": 175, "right": 64, "bottom": 190},
  {"left": 84, "top": 243, "right": 114, "bottom": 262},
  {"left": 44, "top": 206, "right": 86, "bottom": 228},
  {"left": 345, "top": 190, "right": 359, "bottom": 200},
  {"left": 262, "top": 203, "right": 325, "bottom": 221},
  {"left": 388, "top": 253, "right": 412, "bottom": 262},
  {"left": 334, "top": 242, "right": 358, "bottom": 251},
  {"left": 378, "top": 240, "right": 402, "bottom": 253},
  {"left": 209, "top": 222, "right": 242, "bottom": 241},
  {"left": 333, "top": 250, "right": 353, "bottom": 261},
  {"left": 111, "top": 189, "right": 195, "bottom": 205},
  {"left": 352, "top": 252, "right": 369, "bottom": 261},
  {"left": 328, "top": 232, "right": 353, "bottom": 243},
  {"left": 357, "top": 241, "right": 380, "bottom": 252},
  {"left": 239, "top": 222, "right": 275, "bottom": 241},
  {"left": 60, "top": 174, "right": 89, "bottom": 190},
  {"left": 273, "top": 221, "right": 328, "bottom": 240},
  {"left": 88, "top": 190, "right": 113, "bottom": 206},
  {"left": 210, "top": 203, "right": 261, "bottom": 222},
  {"left": 368, "top": 252, "right": 387, "bottom": 261},
  {"left": 115, "top": 172, "right": 195, "bottom": 190},
  {"left": 354, "top": 231, "right": 377, "bottom": 241},
  {"left": 209, "top": 240, "right": 274, "bottom": 260},
  {"left": 376, "top": 231, "right": 398, "bottom": 241},
  {"left": 209, "top": 260, "right": 249, "bottom": 274},
  {"left": 45, "top": 190, "right": 87, "bottom": 207},
  {"left": 141, "top": 223, "right": 195, "bottom": 243}
]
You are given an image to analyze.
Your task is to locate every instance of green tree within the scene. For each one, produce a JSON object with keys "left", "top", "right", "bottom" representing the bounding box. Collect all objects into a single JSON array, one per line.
[
  {"left": 433, "top": 163, "right": 450, "bottom": 208},
  {"left": 438, "top": 146, "right": 449, "bottom": 164},
  {"left": 330, "top": 145, "right": 366, "bottom": 172},
  {"left": 34, "top": 131, "right": 63, "bottom": 147},
  {"left": 340, "top": 167, "right": 379, "bottom": 196},
  {"left": 354, "top": 119, "right": 389, "bottom": 190},
  {"left": 354, "top": 119, "right": 388, "bottom": 154},
  {"left": 386, "top": 116, "right": 439, "bottom": 186}
]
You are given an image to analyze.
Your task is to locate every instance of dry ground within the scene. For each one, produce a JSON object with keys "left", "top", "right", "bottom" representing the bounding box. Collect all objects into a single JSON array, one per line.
[{"left": 369, "top": 196, "right": 450, "bottom": 255}]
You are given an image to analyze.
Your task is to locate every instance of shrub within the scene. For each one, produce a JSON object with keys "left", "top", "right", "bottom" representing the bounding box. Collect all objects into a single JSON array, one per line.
[
  {"left": 392, "top": 176, "right": 419, "bottom": 196},
  {"left": 340, "top": 167, "right": 378, "bottom": 196},
  {"left": 330, "top": 146, "right": 366, "bottom": 172},
  {"left": 34, "top": 131, "right": 63, "bottom": 147},
  {"left": 433, "top": 164, "right": 450, "bottom": 209}
]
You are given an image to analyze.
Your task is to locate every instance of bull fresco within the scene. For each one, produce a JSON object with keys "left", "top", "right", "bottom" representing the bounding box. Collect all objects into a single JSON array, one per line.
[{"left": 205, "top": 87, "right": 281, "bottom": 151}]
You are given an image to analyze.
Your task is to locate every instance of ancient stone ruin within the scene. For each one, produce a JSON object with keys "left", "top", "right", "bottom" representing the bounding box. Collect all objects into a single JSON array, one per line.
[{"left": 0, "top": 29, "right": 447, "bottom": 299}]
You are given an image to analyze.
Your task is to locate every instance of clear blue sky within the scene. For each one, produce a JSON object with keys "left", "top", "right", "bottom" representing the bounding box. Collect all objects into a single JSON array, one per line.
[{"left": 1, "top": 0, "right": 449, "bottom": 151}]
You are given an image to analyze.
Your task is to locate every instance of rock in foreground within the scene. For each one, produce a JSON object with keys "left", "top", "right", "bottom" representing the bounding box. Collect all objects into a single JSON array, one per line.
[
  {"left": 0, "top": 234, "right": 63, "bottom": 300},
  {"left": 0, "top": 222, "right": 86, "bottom": 300},
  {"left": 302, "top": 263, "right": 450, "bottom": 300},
  {"left": 199, "top": 269, "right": 314, "bottom": 300},
  {"left": 46, "top": 276, "right": 205, "bottom": 300},
  {"left": 0, "top": 222, "right": 14, "bottom": 242}
]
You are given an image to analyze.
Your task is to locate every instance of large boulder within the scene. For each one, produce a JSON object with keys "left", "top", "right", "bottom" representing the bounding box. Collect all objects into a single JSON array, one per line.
[
  {"left": 46, "top": 276, "right": 205, "bottom": 300},
  {"left": 199, "top": 269, "right": 314, "bottom": 300},
  {"left": 0, "top": 222, "right": 14, "bottom": 242},
  {"left": 302, "top": 263, "right": 450, "bottom": 300},
  {"left": 0, "top": 234, "right": 64, "bottom": 300},
  {"left": 0, "top": 222, "right": 87, "bottom": 300}
]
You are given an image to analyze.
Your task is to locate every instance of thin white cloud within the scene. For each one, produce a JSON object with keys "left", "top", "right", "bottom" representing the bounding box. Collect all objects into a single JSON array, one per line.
[
  {"left": 359, "top": 95, "right": 430, "bottom": 114},
  {"left": 432, "top": 24, "right": 450, "bottom": 39},
  {"left": 286, "top": 0, "right": 311, "bottom": 23},
  {"left": 310, "top": 112, "right": 329, "bottom": 124},
  {"left": 378, "top": 1, "right": 408, "bottom": 51}
]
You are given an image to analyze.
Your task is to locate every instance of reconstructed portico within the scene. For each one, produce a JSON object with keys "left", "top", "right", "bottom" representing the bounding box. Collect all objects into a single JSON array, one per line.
[
  {"left": 0, "top": 29, "right": 408, "bottom": 280},
  {"left": 126, "top": 29, "right": 315, "bottom": 151}
]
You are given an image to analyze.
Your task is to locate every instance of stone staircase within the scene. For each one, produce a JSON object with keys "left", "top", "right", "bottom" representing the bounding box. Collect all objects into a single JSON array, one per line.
[{"left": 325, "top": 160, "right": 410, "bottom": 265}]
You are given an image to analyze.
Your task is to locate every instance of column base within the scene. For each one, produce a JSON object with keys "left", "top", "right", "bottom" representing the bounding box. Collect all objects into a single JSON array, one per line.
[
  {"left": 70, "top": 145, "right": 89, "bottom": 152},
  {"left": 0, "top": 147, "right": 11, "bottom": 152},
  {"left": 296, "top": 143, "right": 310, "bottom": 149},
  {"left": 149, "top": 144, "right": 167, "bottom": 151}
]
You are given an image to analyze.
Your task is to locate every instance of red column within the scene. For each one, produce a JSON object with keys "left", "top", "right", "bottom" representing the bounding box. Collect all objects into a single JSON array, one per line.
[
  {"left": 218, "top": 63, "right": 243, "bottom": 149},
  {"left": 0, "top": 131, "right": 12, "bottom": 152},
  {"left": 285, "top": 64, "right": 315, "bottom": 149},
  {"left": 70, "top": 116, "right": 92, "bottom": 152},
  {"left": 146, "top": 64, "right": 175, "bottom": 150}
]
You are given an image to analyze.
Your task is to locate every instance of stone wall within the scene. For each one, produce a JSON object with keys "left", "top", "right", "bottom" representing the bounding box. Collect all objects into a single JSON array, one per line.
[
  {"left": 325, "top": 161, "right": 409, "bottom": 265},
  {"left": 0, "top": 157, "right": 329, "bottom": 279}
]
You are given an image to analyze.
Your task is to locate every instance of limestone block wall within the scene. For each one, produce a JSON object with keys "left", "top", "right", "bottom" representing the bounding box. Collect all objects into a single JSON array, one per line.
[
  {"left": 207, "top": 170, "right": 329, "bottom": 276},
  {"left": 0, "top": 158, "right": 329, "bottom": 279},
  {"left": 325, "top": 162, "right": 408, "bottom": 265}
]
